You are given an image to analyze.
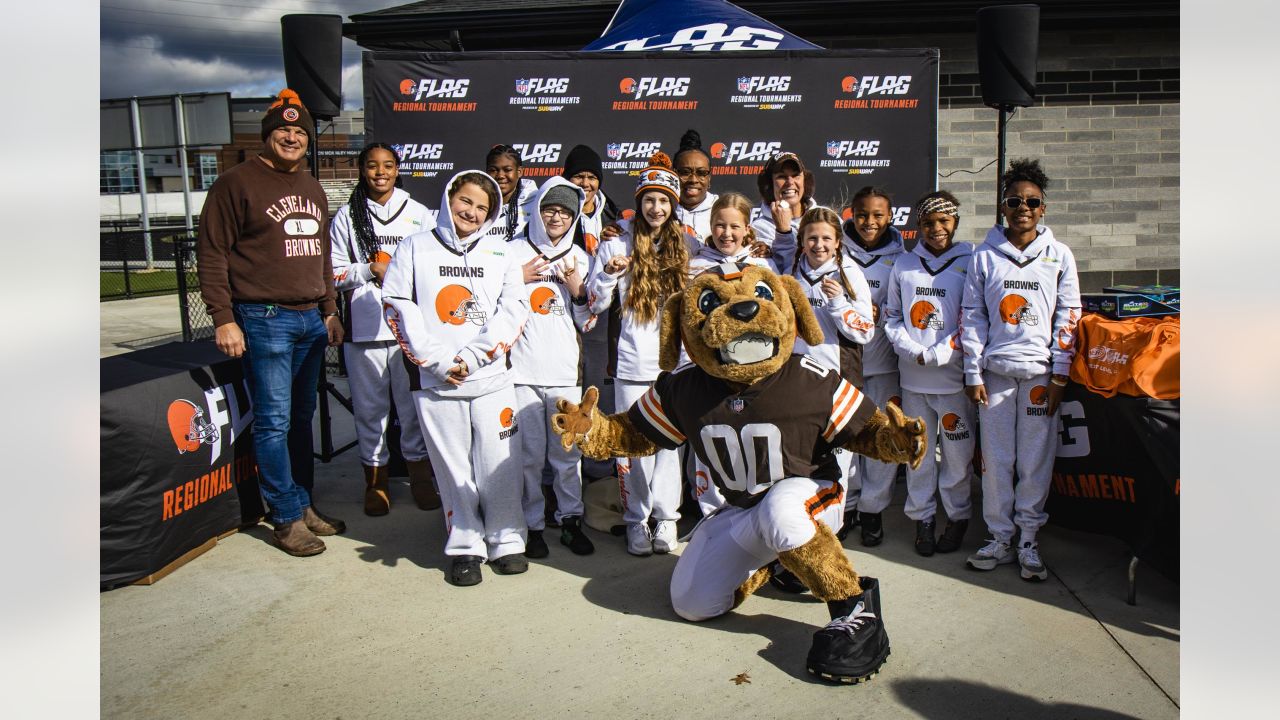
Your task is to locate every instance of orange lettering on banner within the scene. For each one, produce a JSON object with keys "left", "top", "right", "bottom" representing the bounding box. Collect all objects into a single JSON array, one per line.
[
  {"left": 1080, "top": 474, "right": 1098, "bottom": 498},
  {"left": 159, "top": 459, "right": 242, "bottom": 521},
  {"left": 184, "top": 481, "right": 196, "bottom": 510},
  {"left": 162, "top": 490, "right": 175, "bottom": 520}
]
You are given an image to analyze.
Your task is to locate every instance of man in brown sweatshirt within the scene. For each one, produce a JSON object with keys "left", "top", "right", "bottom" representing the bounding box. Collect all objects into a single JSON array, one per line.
[{"left": 197, "top": 89, "right": 346, "bottom": 557}]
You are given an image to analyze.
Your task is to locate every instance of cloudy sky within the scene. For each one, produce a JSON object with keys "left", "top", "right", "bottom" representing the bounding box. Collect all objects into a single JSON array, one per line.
[{"left": 100, "top": 0, "right": 395, "bottom": 107}]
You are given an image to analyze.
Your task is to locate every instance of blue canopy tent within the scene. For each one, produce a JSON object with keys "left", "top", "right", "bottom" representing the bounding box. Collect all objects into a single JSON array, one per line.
[{"left": 583, "top": 0, "right": 822, "bottom": 51}]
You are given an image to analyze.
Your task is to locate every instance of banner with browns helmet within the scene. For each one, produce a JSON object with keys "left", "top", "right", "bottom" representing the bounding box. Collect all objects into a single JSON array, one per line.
[
  {"left": 101, "top": 343, "right": 264, "bottom": 590},
  {"left": 1048, "top": 384, "right": 1179, "bottom": 581},
  {"left": 365, "top": 49, "right": 937, "bottom": 243}
]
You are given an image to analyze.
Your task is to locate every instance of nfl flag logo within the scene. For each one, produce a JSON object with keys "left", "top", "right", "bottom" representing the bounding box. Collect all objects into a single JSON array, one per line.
[
  {"left": 607, "top": 143, "right": 623, "bottom": 160},
  {"left": 826, "top": 141, "right": 841, "bottom": 158},
  {"left": 727, "top": 398, "right": 745, "bottom": 413},
  {"left": 737, "top": 76, "right": 752, "bottom": 93},
  {"left": 515, "top": 78, "right": 531, "bottom": 96}
]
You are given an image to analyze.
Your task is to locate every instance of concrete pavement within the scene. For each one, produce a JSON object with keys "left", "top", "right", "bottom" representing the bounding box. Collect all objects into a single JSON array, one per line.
[{"left": 99, "top": 299, "right": 1179, "bottom": 719}]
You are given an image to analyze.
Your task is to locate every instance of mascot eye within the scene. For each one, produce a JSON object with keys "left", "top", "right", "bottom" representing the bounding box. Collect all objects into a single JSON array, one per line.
[
  {"left": 698, "top": 288, "right": 723, "bottom": 315},
  {"left": 754, "top": 282, "right": 774, "bottom": 301}
]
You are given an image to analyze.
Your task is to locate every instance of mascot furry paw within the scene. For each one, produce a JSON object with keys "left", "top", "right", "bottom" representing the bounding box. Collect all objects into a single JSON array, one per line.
[{"left": 552, "top": 262, "right": 927, "bottom": 684}]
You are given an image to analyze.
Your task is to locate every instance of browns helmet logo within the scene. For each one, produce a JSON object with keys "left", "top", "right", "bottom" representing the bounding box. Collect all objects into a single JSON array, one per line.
[
  {"left": 941, "top": 412, "right": 967, "bottom": 433},
  {"left": 709, "top": 142, "right": 727, "bottom": 160},
  {"left": 499, "top": 407, "right": 515, "bottom": 428},
  {"left": 841, "top": 76, "right": 857, "bottom": 93},
  {"left": 910, "top": 300, "right": 944, "bottom": 330},
  {"left": 998, "top": 294, "right": 1039, "bottom": 326},
  {"left": 647, "top": 170, "right": 660, "bottom": 181},
  {"left": 167, "top": 399, "right": 219, "bottom": 454},
  {"left": 399, "top": 79, "right": 415, "bottom": 95},
  {"left": 281, "top": 107, "right": 300, "bottom": 122},
  {"left": 435, "top": 284, "right": 486, "bottom": 326},
  {"left": 530, "top": 286, "right": 565, "bottom": 316},
  {"left": 1029, "top": 385, "right": 1048, "bottom": 406},
  {"left": 619, "top": 77, "right": 637, "bottom": 94}
]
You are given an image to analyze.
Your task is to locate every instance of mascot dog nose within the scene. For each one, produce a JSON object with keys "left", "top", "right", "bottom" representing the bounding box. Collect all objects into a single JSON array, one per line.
[{"left": 728, "top": 300, "right": 759, "bottom": 321}]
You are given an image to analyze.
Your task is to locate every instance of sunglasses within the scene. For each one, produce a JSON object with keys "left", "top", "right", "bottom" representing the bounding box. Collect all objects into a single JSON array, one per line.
[
  {"left": 1002, "top": 196, "right": 1043, "bottom": 210},
  {"left": 676, "top": 167, "right": 711, "bottom": 178}
]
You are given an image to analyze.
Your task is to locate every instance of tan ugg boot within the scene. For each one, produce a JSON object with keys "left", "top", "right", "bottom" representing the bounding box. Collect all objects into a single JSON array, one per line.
[
  {"left": 406, "top": 459, "right": 441, "bottom": 511},
  {"left": 364, "top": 464, "right": 391, "bottom": 516},
  {"left": 775, "top": 522, "right": 863, "bottom": 601}
]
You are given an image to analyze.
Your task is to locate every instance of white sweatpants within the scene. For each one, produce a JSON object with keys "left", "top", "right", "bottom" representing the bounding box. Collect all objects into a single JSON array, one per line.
[
  {"left": 344, "top": 340, "right": 429, "bottom": 466},
  {"left": 977, "top": 370, "right": 1056, "bottom": 544},
  {"left": 671, "top": 477, "right": 846, "bottom": 622},
  {"left": 901, "top": 388, "right": 975, "bottom": 523},
  {"left": 837, "top": 448, "right": 860, "bottom": 514},
  {"left": 515, "top": 384, "right": 585, "bottom": 530},
  {"left": 854, "top": 372, "right": 902, "bottom": 514},
  {"left": 614, "top": 380, "right": 682, "bottom": 524},
  {"left": 413, "top": 385, "right": 524, "bottom": 560}
]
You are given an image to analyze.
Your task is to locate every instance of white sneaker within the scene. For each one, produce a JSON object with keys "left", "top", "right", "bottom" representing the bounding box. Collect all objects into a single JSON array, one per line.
[
  {"left": 626, "top": 522, "right": 653, "bottom": 556},
  {"left": 966, "top": 538, "right": 1015, "bottom": 571},
  {"left": 652, "top": 520, "right": 678, "bottom": 554},
  {"left": 1018, "top": 541, "right": 1048, "bottom": 581}
]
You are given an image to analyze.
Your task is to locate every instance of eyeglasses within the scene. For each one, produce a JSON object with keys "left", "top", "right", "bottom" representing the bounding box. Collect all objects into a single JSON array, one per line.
[
  {"left": 676, "top": 167, "right": 711, "bottom": 179},
  {"left": 1002, "top": 196, "right": 1043, "bottom": 210},
  {"left": 540, "top": 207, "right": 573, "bottom": 219}
]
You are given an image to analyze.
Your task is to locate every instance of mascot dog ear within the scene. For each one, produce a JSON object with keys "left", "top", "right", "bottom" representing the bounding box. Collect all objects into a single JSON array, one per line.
[
  {"left": 778, "top": 273, "right": 824, "bottom": 347},
  {"left": 659, "top": 291, "right": 683, "bottom": 372}
]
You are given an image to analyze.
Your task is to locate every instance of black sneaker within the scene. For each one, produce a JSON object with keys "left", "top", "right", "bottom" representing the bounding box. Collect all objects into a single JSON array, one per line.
[
  {"left": 449, "top": 555, "right": 484, "bottom": 587},
  {"left": 525, "top": 530, "right": 550, "bottom": 559},
  {"left": 835, "top": 509, "right": 860, "bottom": 541},
  {"left": 560, "top": 516, "right": 595, "bottom": 555},
  {"left": 490, "top": 553, "right": 529, "bottom": 575},
  {"left": 806, "top": 577, "right": 890, "bottom": 684},
  {"left": 860, "top": 512, "right": 884, "bottom": 547},
  {"left": 934, "top": 519, "right": 968, "bottom": 554},
  {"left": 767, "top": 560, "right": 809, "bottom": 594},
  {"left": 914, "top": 518, "right": 936, "bottom": 557}
]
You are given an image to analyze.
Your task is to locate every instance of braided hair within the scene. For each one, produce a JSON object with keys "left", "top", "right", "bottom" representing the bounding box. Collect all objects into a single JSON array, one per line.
[
  {"left": 794, "top": 206, "right": 859, "bottom": 300},
  {"left": 486, "top": 144, "right": 524, "bottom": 241},
  {"left": 348, "top": 142, "right": 400, "bottom": 262}
]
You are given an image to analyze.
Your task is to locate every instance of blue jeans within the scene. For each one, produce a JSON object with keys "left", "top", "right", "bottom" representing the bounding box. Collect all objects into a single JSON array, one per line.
[{"left": 234, "top": 303, "right": 328, "bottom": 525}]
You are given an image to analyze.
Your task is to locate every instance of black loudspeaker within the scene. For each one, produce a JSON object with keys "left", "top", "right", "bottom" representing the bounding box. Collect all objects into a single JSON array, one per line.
[
  {"left": 976, "top": 4, "right": 1040, "bottom": 108},
  {"left": 281, "top": 14, "right": 343, "bottom": 120}
]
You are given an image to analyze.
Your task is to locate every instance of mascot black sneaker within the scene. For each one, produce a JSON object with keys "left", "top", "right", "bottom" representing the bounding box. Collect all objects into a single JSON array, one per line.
[{"left": 806, "top": 577, "right": 890, "bottom": 684}]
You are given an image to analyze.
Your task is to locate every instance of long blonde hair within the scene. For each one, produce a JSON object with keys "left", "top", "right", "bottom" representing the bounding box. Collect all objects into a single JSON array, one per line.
[
  {"left": 625, "top": 194, "right": 690, "bottom": 324},
  {"left": 795, "top": 207, "right": 858, "bottom": 300}
]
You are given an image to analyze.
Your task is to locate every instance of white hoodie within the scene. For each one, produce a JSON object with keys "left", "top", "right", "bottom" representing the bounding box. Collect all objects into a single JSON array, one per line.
[
  {"left": 791, "top": 255, "right": 875, "bottom": 384},
  {"left": 382, "top": 171, "right": 531, "bottom": 398},
  {"left": 676, "top": 191, "right": 718, "bottom": 241},
  {"left": 842, "top": 224, "right": 906, "bottom": 377},
  {"left": 486, "top": 177, "right": 538, "bottom": 242},
  {"left": 330, "top": 187, "right": 434, "bottom": 342},
  {"left": 883, "top": 239, "right": 974, "bottom": 394},
  {"left": 960, "top": 224, "right": 1082, "bottom": 383},
  {"left": 509, "top": 177, "right": 594, "bottom": 387}
]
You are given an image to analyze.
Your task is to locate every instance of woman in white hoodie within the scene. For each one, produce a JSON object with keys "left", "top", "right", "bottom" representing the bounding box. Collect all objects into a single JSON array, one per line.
[
  {"left": 960, "top": 159, "right": 1081, "bottom": 581},
  {"left": 883, "top": 191, "right": 976, "bottom": 558},
  {"left": 485, "top": 144, "right": 538, "bottom": 242},
  {"left": 330, "top": 143, "right": 437, "bottom": 517},
  {"left": 508, "top": 177, "right": 597, "bottom": 557},
  {"left": 673, "top": 129, "right": 718, "bottom": 240},
  {"left": 382, "top": 171, "right": 531, "bottom": 587}
]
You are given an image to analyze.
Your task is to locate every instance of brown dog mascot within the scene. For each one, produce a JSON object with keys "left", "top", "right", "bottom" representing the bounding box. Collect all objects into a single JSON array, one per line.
[{"left": 552, "top": 261, "right": 927, "bottom": 684}]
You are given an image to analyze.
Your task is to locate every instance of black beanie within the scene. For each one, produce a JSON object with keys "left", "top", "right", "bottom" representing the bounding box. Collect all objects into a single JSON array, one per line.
[
  {"left": 561, "top": 144, "right": 603, "bottom": 180},
  {"left": 261, "top": 89, "right": 314, "bottom": 140}
]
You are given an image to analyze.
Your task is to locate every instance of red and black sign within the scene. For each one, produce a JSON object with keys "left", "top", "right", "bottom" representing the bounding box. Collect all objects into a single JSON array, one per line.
[{"left": 365, "top": 49, "right": 938, "bottom": 231}]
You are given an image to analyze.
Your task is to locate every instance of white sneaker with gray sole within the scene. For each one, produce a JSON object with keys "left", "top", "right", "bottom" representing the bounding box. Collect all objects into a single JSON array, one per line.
[{"left": 966, "top": 538, "right": 1015, "bottom": 571}]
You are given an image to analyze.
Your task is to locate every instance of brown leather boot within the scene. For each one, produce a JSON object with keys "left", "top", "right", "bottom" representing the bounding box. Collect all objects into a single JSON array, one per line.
[
  {"left": 406, "top": 459, "right": 441, "bottom": 511},
  {"left": 303, "top": 505, "right": 346, "bottom": 536},
  {"left": 273, "top": 520, "right": 326, "bottom": 557},
  {"left": 364, "top": 464, "right": 391, "bottom": 516}
]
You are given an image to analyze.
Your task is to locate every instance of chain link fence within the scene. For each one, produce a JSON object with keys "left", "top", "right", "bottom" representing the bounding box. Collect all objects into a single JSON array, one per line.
[{"left": 100, "top": 222, "right": 196, "bottom": 300}]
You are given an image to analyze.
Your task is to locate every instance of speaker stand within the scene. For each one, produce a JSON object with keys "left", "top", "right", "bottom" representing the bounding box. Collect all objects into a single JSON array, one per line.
[{"left": 995, "top": 105, "right": 1013, "bottom": 227}]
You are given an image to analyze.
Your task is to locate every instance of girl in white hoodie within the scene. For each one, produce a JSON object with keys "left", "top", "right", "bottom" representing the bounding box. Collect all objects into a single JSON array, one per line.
[
  {"left": 330, "top": 143, "right": 437, "bottom": 517},
  {"left": 587, "top": 152, "right": 700, "bottom": 557},
  {"left": 960, "top": 159, "right": 1081, "bottom": 581},
  {"left": 382, "top": 171, "right": 531, "bottom": 587},
  {"left": 485, "top": 144, "right": 538, "bottom": 242},
  {"left": 883, "top": 191, "right": 976, "bottom": 558}
]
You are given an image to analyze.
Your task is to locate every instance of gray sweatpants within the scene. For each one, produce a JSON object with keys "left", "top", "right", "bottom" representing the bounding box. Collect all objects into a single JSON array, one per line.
[
  {"left": 515, "top": 384, "right": 584, "bottom": 529},
  {"left": 977, "top": 370, "right": 1056, "bottom": 544},
  {"left": 901, "top": 388, "right": 975, "bottom": 523},
  {"left": 853, "top": 372, "right": 902, "bottom": 514},
  {"left": 344, "top": 340, "right": 429, "bottom": 466},
  {"left": 413, "top": 385, "right": 525, "bottom": 560}
]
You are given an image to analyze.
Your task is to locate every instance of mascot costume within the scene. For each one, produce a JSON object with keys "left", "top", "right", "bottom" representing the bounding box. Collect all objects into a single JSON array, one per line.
[{"left": 552, "top": 261, "right": 927, "bottom": 684}]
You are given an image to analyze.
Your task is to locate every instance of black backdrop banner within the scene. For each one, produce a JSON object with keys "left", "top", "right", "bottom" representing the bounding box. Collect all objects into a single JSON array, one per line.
[{"left": 364, "top": 49, "right": 938, "bottom": 240}]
